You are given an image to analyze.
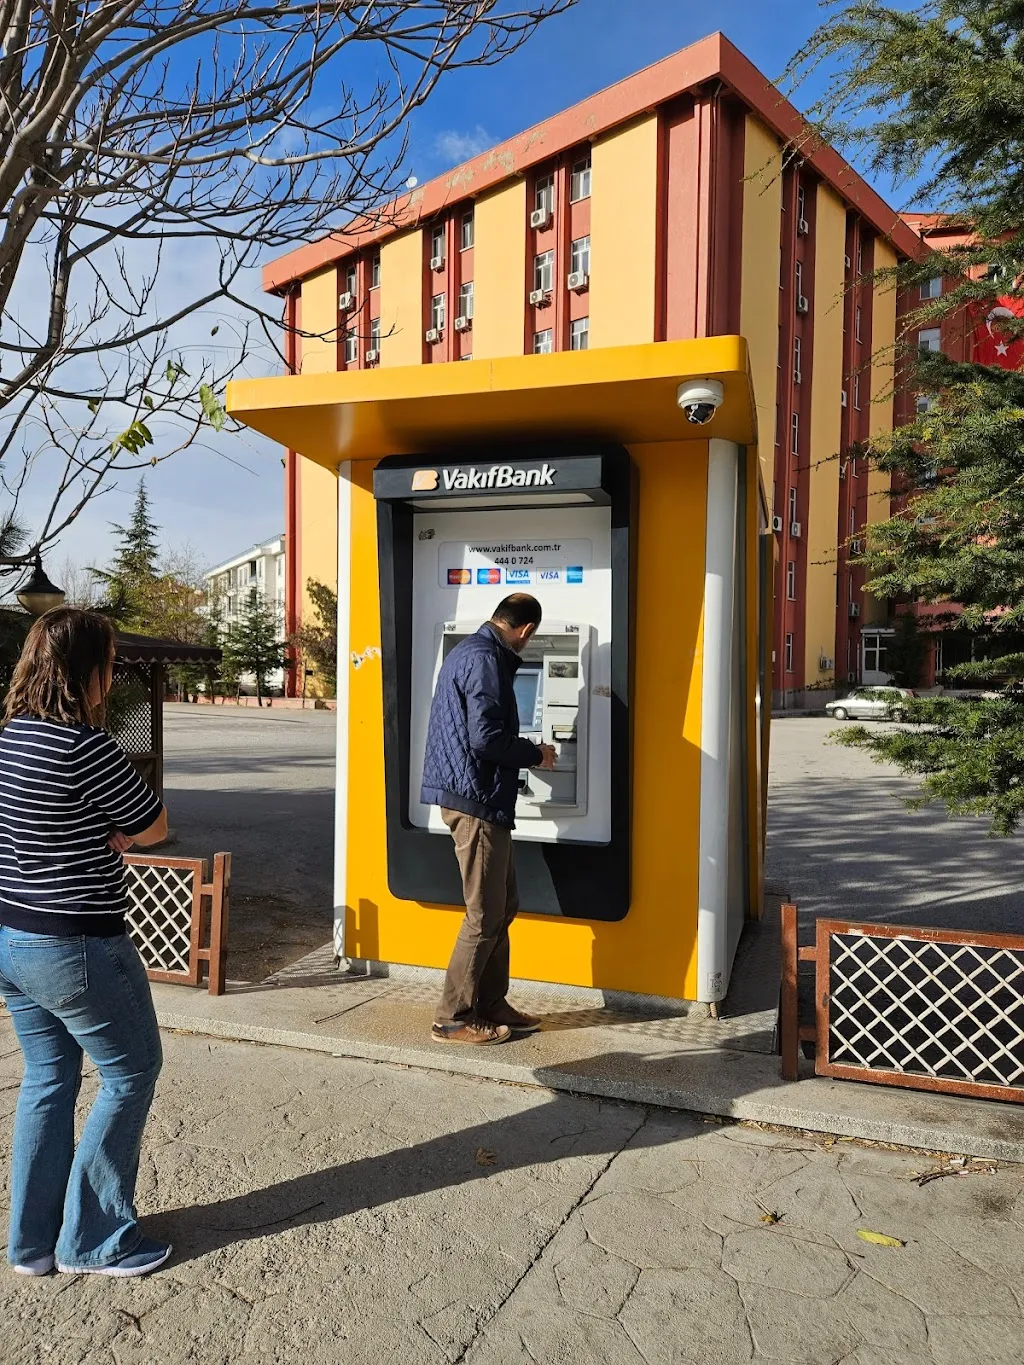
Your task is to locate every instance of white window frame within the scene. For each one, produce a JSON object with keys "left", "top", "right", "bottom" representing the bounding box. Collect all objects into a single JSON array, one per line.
[
  {"left": 460, "top": 210, "right": 474, "bottom": 250},
  {"left": 570, "top": 316, "right": 589, "bottom": 351},
  {"left": 370, "top": 254, "right": 381, "bottom": 289},
  {"left": 569, "top": 155, "right": 591, "bottom": 203},
  {"left": 918, "top": 327, "right": 941, "bottom": 353},
  {"left": 570, "top": 235, "right": 590, "bottom": 276},
  {"left": 855, "top": 305, "right": 862, "bottom": 342},
  {"left": 344, "top": 264, "right": 356, "bottom": 296},
  {"left": 431, "top": 293, "right": 445, "bottom": 331},
  {"left": 793, "top": 336, "right": 802, "bottom": 382},
  {"left": 788, "top": 487, "right": 798, "bottom": 525},
  {"left": 791, "top": 411, "right": 799, "bottom": 456},
  {"left": 797, "top": 183, "right": 806, "bottom": 221},
  {"left": 458, "top": 280, "right": 474, "bottom": 320},
  {"left": 533, "top": 329, "right": 553, "bottom": 355},
  {"left": 369, "top": 316, "right": 381, "bottom": 347},
  {"left": 920, "top": 276, "right": 942, "bottom": 300},
  {"left": 534, "top": 175, "right": 554, "bottom": 216},
  {"left": 343, "top": 329, "right": 358, "bottom": 364},
  {"left": 784, "top": 633, "right": 794, "bottom": 674},
  {"left": 430, "top": 226, "right": 445, "bottom": 266},
  {"left": 786, "top": 560, "right": 796, "bottom": 601},
  {"left": 853, "top": 373, "right": 861, "bottom": 410},
  {"left": 534, "top": 250, "right": 554, "bottom": 294}
]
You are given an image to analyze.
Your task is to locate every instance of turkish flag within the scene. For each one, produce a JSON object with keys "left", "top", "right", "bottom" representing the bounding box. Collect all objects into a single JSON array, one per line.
[{"left": 972, "top": 297, "right": 1024, "bottom": 369}]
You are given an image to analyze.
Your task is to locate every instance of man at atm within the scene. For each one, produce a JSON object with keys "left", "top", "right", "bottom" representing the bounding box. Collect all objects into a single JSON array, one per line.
[{"left": 421, "top": 594, "right": 556, "bottom": 1046}]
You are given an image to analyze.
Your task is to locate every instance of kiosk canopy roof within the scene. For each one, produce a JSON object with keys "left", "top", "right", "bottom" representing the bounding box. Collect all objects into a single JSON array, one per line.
[{"left": 227, "top": 338, "right": 756, "bottom": 471}]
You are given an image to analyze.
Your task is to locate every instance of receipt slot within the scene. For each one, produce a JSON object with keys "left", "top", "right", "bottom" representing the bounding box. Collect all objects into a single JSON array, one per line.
[{"left": 375, "top": 445, "right": 634, "bottom": 921}]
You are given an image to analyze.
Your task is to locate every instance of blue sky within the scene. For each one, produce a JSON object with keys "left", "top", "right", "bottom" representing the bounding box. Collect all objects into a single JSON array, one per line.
[{"left": 46, "top": 0, "right": 902, "bottom": 586}]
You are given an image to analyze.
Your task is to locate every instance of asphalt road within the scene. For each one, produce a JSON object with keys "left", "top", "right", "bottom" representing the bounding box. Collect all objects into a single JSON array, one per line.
[{"left": 766, "top": 716, "right": 1024, "bottom": 935}]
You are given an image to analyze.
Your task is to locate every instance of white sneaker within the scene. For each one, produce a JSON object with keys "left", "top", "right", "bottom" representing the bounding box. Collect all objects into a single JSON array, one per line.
[{"left": 13, "top": 1254, "right": 55, "bottom": 1276}]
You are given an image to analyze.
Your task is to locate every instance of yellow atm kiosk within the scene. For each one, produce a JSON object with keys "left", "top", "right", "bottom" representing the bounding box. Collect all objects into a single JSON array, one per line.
[{"left": 227, "top": 338, "right": 770, "bottom": 1005}]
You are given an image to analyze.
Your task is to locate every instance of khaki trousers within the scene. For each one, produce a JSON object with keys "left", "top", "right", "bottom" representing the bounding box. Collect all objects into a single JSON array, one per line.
[{"left": 437, "top": 808, "right": 519, "bottom": 1024}]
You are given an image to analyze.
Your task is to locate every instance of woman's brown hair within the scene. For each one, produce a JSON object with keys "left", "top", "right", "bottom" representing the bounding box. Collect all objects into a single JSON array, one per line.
[{"left": 3, "top": 608, "right": 116, "bottom": 728}]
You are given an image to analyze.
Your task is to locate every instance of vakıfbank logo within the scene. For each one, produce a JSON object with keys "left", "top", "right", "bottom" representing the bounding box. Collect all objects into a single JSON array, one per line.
[
  {"left": 411, "top": 463, "right": 554, "bottom": 493},
  {"left": 411, "top": 469, "right": 439, "bottom": 491}
]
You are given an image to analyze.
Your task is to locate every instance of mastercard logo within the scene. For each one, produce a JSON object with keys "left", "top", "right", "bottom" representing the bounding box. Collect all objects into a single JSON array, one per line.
[{"left": 447, "top": 568, "right": 471, "bottom": 585}]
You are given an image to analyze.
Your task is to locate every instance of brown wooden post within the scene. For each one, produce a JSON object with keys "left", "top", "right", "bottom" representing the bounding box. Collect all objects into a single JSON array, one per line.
[
  {"left": 780, "top": 902, "right": 800, "bottom": 1081},
  {"left": 150, "top": 662, "right": 165, "bottom": 800},
  {"left": 206, "top": 852, "right": 232, "bottom": 996}
]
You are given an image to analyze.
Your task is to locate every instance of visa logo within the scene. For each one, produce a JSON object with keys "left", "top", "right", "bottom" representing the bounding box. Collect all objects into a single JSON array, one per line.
[
  {"left": 506, "top": 568, "right": 532, "bottom": 584},
  {"left": 539, "top": 569, "right": 562, "bottom": 582}
]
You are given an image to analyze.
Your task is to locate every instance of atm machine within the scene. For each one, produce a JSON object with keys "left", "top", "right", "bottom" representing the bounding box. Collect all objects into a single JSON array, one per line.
[{"left": 373, "top": 444, "right": 634, "bottom": 921}]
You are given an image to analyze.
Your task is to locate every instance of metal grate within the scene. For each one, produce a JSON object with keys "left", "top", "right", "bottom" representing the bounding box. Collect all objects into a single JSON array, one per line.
[
  {"left": 124, "top": 852, "right": 231, "bottom": 995},
  {"left": 827, "top": 930, "right": 1024, "bottom": 1091}
]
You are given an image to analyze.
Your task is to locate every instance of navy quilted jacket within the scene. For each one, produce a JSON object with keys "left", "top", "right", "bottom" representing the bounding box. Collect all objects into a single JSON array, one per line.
[{"left": 421, "top": 624, "right": 542, "bottom": 828}]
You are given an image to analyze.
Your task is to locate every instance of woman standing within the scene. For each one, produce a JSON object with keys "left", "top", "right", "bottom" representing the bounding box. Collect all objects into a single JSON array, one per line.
[{"left": 0, "top": 608, "right": 170, "bottom": 1277}]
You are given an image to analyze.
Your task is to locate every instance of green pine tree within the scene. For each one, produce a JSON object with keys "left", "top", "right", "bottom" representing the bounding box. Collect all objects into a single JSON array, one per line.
[
  {"left": 92, "top": 480, "right": 161, "bottom": 629},
  {"left": 222, "top": 592, "right": 284, "bottom": 707},
  {"left": 788, "top": 2, "right": 1024, "bottom": 835}
]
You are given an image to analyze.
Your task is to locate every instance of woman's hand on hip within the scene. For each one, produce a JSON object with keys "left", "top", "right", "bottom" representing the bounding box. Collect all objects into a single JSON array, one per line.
[{"left": 107, "top": 830, "right": 134, "bottom": 855}]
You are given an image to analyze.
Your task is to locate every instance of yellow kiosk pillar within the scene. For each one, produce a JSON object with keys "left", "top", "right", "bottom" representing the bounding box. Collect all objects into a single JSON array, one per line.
[{"left": 228, "top": 339, "right": 768, "bottom": 1005}]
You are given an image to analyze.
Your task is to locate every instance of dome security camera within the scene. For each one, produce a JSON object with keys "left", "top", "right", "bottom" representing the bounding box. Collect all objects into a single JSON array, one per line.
[{"left": 677, "top": 379, "right": 725, "bottom": 426}]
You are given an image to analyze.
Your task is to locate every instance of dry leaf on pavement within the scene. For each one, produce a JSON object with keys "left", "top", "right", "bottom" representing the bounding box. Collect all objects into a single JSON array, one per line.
[{"left": 857, "top": 1229, "right": 905, "bottom": 1247}]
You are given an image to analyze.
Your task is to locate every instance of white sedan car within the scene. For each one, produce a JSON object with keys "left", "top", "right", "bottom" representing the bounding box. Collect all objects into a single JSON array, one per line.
[{"left": 825, "top": 687, "right": 916, "bottom": 721}]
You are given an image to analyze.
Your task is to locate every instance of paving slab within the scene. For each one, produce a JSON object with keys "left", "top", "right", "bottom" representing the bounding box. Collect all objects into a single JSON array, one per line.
[
  {"left": 151, "top": 931, "right": 1024, "bottom": 1162},
  {"left": 3, "top": 1018, "right": 1024, "bottom": 1364}
]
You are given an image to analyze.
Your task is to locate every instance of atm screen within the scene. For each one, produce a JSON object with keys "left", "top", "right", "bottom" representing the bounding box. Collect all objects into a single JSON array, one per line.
[{"left": 513, "top": 667, "right": 542, "bottom": 734}]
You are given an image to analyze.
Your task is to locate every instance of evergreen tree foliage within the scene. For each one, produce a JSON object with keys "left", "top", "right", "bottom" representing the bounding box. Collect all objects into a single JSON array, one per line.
[
  {"left": 790, "top": 2, "right": 1024, "bottom": 833},
  {"left": 222, "top": 593, "right": 284, "bottom": 707},
  {"left": 289, "top": 579, "right": 338, "bottom": 696},
  {"left": 92, "top": 481, "right": 161, "bottom": 628}
]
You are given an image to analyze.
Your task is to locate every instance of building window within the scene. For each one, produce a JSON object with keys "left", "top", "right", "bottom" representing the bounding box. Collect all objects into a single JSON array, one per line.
[
  {"left": 533, "top": 329, "right": 553, "bottom": 355},
  {"left": 788, "top": 487, "right": 798, "bottom": 525},
  {"left": 460, "top": 210, "right": 474, "bottom": 250},
  {"left": 570, "top": 235, "right": 590, "bottom": 276},
  {"left": 534, "top": 174, "right": 554, "bottom": 217},
  {"left": 797, "top": 183, "right": 806, "bottom": 222},
  {"left": 855, "top": 306, "right": 862, "bottom": 342},
  {"left": 570, "top": 317, "right": 589, "bottom": 351},
  {"left": 785, "top": 633, "right": 794, "bottom": 673},
  {"left": 370, "top": 253, "right": 380, "bottom": 289},
  {"left": 795, "top": 260, "right": 804, "bottom": 302},
  {"left": 430, "top": 225, "right": 445, "bottom": 266},
  {"left": 856, "top": 239, "right": 864, "bottom": 276},
  {"left": 853, "top": 373, "right": 861, "bottom": 409},
  {"left": 344, "top": 264, "right": 356, "bottom": 297},
  {"left": 918, "top": 327, "right": 941, "bottom": 353},
  {"left": 248, "top": 560, "right": 258, "bottom": 577},
  {"left": 534, "top": 250, "right": 554, "bottom": 294},
  {"left": 369, "top": 316, "right": 381, "bottom": 353},
  {"left": 227, "top": 594, "right": 235, "bottom": 614},
  {"left": 459, "top": 353, "right": 472, "bottom": 361},
  {"left": 570, "top": 154, "right": 592, "bottom": 203},
  {"left": 458, "top": 280, "right": 474, "bottom": 321},
  {"left": 431, "top": 293, "right": 445, "bottom": 332},
  {"left": 793, "top": 337, "right": 802, "bottom": 383},
  {"left": 344, "top": 329, "right": 358, "bottom": 364},
  {"left": 920, "top": 276, "right": 942, "bottom": 300},
  {"left": 786, "top": 561, "right": 796, "bottom": 601},
  {"left": 249, "top": 587, "right": 258, "bottom": 607},
  {"left": 791, "top": 411, "right": 799, "bottom": 456}
]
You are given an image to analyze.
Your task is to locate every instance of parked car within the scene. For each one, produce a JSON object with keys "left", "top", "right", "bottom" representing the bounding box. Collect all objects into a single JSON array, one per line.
[{"left": 825, "top": 687, "right": 916, "bottom": 721}]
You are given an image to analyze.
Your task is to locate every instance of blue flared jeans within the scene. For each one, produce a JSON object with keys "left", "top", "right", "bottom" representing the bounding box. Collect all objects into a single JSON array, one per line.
[{"left": 0, "top": 928, "right": 162, "bottom": 1268}]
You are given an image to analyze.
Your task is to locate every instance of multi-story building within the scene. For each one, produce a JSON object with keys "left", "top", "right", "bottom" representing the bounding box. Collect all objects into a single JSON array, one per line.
[
  {"left": 204, "top": 534, "right": 287, "bottom": 692},
  {"left": 263, "top": 32, "right": 924, "bottom": 707}
]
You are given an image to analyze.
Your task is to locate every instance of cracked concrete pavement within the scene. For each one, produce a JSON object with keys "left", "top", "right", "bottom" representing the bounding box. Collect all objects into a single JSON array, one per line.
[{"left": 2, "top": 1019, "right": 1023, "bottom": 1365}]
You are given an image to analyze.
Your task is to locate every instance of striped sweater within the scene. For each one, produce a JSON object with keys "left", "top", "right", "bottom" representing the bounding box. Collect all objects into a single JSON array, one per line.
[{"left": 0, "top": 716, "right": 164, "bottom": 936}]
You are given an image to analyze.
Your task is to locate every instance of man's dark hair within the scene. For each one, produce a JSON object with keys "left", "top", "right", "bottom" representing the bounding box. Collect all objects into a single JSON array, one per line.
[{"left": 490, "top": 593, "right": 542, "bottom": 631}]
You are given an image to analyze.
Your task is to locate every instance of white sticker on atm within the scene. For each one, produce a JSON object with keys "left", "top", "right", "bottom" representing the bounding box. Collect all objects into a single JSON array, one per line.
[{"left": 440, "top": 538, "right": 592, "bottom": 587}]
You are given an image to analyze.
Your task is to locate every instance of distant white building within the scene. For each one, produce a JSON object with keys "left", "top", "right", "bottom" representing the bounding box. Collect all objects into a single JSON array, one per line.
[{"left": 204, "top": 534, "right": 286, "bottom": 693}]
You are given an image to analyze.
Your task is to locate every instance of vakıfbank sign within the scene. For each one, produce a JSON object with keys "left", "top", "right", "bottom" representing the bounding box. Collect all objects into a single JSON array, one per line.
[{"left": 411, "top": 463, "right": 555, "bottom": 492}]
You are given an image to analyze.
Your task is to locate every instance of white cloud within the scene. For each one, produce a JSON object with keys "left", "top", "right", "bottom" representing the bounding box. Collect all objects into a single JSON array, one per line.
[{"left": 433, "top": 125, "right": 493, "bottom": 165}]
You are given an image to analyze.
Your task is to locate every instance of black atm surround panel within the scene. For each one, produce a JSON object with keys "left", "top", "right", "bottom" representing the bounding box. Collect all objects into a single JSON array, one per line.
[{"left": 373, "top": 445, "right": 636, "bottom": 922}]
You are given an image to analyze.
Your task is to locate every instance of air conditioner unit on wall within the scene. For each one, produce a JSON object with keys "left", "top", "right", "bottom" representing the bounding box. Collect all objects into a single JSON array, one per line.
[
  {"left": 772, "top": 515, "right": 783, "bottom": 533},
  {"left": 425, "top": 327, "right": 441, "bottom": 343},
  {"left": 529, "top": 288, "right": 550, "bottom": 306},
  {"left": 530, "top": 207, "right": 551, "bottom": 229},
  {"left": 819, "top": 656, "right": 834, "bottom": 671},
  {"left": 567, "top": 270, "right": 589, "bottom": 291},
  {"left": 790, "top": 521, "right": 802, "bottom": 538},
  {"left": 847, "top": 670, "right": 857, "bottom": 682},
  {"left": 844, "top": 254, "right": 852, "bottom": 271},
  {"left": 429, "top": 255, "right": 445, "bottom": 271},
  {"left": 850, "top": 538, "right": 863, "bottom": 555},
  {"left": 454, "top": 315, "right": 470, "bottom": 332},
  {"left": 798, "top": 217, "right": 810, "bottom": 236},
  {"left": 849, "top": 602, "right": 861, "bottom": 618},
  {"left": 365, "top": 348, "right": 378, "bottom": 364},
  {"left": 338, "top": 291, "right": 354, "bottom": 310},
  {"left": 796, "top": 295, "right": 809, "bottom": 314},
  {"left": 840, "top": 390, "right": 848, "bottom": 408}
]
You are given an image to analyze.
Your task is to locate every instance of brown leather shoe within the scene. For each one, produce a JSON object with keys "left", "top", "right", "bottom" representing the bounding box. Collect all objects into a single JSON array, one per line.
[
  {"left": 487, "top": 1004, "right": 542, "bottom": 1033},
  {"left": 431, "top": 1020, "right": 512, "bottom": 1046}
]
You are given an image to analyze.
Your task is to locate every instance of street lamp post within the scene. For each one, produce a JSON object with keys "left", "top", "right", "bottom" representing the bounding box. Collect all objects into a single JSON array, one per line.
[{"left": 0, "top": 553, "right": 66, "bottom": 616}]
